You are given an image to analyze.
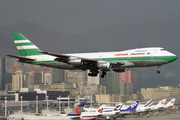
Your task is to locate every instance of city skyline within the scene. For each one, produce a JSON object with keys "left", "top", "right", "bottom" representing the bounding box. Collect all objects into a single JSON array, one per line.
[
  {"left": 0, "top": 1, "right": 179, "bottom": 85},
  {"left": 0, "top": 57, "right": 179, "bottom": 92}
]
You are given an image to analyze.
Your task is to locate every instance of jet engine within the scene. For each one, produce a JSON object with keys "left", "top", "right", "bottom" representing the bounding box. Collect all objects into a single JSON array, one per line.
[
  {"left": 68, "top": 57, "right": 82, "bottom": 66},
  {"left": 98, "top": 61, "right": 111, "bottom": 70}
]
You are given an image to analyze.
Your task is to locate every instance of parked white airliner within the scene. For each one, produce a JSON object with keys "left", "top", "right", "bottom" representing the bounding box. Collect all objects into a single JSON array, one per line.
[
  {"left": 150, "top": 99, "right": 166, "bottom": 111},
  {"left": 7, "top": 33, "right": 177, "bottom": 78},
  {"left": 164, "top": 98, "right": 176, "bottom": 108}
]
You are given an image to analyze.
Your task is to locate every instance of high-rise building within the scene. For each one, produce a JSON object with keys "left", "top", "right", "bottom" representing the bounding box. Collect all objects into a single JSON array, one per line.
[
  {"left": 66, "top": 71, "right": 85, "bottom": 87},
  {"left": 99, "top": 71, "right": 107, "bottom": 86},
  {"left": 34, "top": 72, "right": 43, "bottom": 84},
  {"left": 106, "top": 71, "right": 121, "bottom": 94},
  {"left": 120, "top": 70, "right": 137, "bottom": 94},
  {"left": 119, "top": 80, "right": 124, "bottom": 95},
  {"left": 12, "top": 71, "right": 24, "bottom": 91},
  {"left": 87, "top": 70, "right": 100, "bottom": 85},
  {"left": 25, "top": 71, "right": 34, "bottom": 88},
  {"left": 5, "top": 58, "right": 17, "bottom": 73},
  {"left": 124, "top": 83, "right": 133, "bottom": 95},
  {"left": 0, "top": 57, "right": 5, "bottom": 90},
  {"left": 44, "top": 73, "right": 52, "bottom": 85},
  {"left": 52, "top": 68, "right": 64, "bottom": 83},
  {"left": 80, "top": 85, "right": 106, "bottom": 95}
]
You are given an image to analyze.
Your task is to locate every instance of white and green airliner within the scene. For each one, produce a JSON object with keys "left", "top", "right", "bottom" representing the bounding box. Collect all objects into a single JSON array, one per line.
[{"left": 7, "top": 33, "right": 177, "bottom": 78}]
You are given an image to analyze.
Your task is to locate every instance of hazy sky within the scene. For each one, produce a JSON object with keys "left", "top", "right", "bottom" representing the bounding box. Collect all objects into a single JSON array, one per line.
[
  {"left": 0, "top": 0, "right": 180, "bottom": 88},
  {"left": 1, "top": 0, "right": 180, "bottom": 35}
]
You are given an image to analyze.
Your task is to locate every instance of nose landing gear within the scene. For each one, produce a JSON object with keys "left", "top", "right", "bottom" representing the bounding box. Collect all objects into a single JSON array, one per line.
[
  {"left": 156, "top": 70, "right": 160, "bottom": 74},
  {"left": 156, "top": 66, "right": 161, "bottom": 74}
]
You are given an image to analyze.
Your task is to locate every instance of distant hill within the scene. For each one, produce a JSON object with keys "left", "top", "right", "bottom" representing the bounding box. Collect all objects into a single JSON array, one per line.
[{"left": 0, "top": 21, "right": 70, "bottom": 55}]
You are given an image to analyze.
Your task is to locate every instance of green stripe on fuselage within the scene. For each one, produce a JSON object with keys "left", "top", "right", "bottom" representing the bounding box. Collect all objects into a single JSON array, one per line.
[{"left": 98, "top": 56, "right": 176, "bottom": 63}]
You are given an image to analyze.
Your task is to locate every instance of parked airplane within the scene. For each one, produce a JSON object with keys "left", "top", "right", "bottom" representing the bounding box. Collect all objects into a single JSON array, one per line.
[
  {"left": 164, "top": 98, "right": 176, "bottom": 108},
  {"left": 135, "top": 99, "right": 153, "bottom": 113},
  {"left": 8, "top": 103, "right": 85, "bottom": 120},
  {"left": 150, "top": 99, "right": 166, "bottom": 111},
  {"left": 102, "top": 100, "right": 140, "bottom": 117},
  {"left": 119, "top": 100, "right": 140, "bottom": 115},
  {"left": 7, "top": 33, "right": 177, "bottom": 78},
  {"left": 83, "top": 104, "right": 122, "bottom": 119}
]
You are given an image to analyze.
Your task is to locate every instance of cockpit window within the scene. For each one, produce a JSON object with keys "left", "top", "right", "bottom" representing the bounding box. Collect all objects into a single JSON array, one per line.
[{"left": 161, "top": 48, "right": 165, "bottom": 51}]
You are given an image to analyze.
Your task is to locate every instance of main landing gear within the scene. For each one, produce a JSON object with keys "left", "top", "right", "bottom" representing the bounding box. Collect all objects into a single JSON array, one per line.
[
  {"left": 156, "top": 66, "right": 161, "bottom": 74},
  {"left": 88, "top": 70, "right": 99, "bottom": 77},
  {"left": 101, "top": 71, "right": 106, "bottom": 78},
  {"left": 88, "top": 70, "right": 107, "bottom": 78}
]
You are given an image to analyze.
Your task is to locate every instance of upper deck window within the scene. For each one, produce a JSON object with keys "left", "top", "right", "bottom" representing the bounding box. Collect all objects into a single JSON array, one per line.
[{"left": 161, "top": 48, "right": 166, "bottom": 51}]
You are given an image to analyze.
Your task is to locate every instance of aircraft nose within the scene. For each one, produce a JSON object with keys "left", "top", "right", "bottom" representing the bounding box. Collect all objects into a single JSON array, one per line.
[{"left": 168, "top": 54, "right": 178, "bottom": 63}]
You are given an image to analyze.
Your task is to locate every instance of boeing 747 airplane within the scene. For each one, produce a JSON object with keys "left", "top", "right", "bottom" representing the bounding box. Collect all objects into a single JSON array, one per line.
[{"left": 7, "top": 33, "right": 177, "bottom": 78}]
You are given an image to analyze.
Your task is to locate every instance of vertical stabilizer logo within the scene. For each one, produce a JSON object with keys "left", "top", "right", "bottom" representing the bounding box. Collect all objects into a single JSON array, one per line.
[
  {"left": 161, "top": 101, "right": 165, "bottom": 104},
  {"left": 98, "top": 108, "right": 103, "bottom": 113},
  {"left": 131, "top": 101, "right": 138, "bottom": 109},
  {"left": 74, "top": 106, "right": 81, "bottom": 115}
]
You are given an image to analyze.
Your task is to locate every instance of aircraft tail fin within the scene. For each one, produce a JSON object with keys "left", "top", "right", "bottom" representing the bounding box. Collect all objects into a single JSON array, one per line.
[
  {"left": 156, "top": 99, "right": 166, "bottom": 107},
  {"left": 144, "top": 99, "right": 153, "bottom": 107},
  {"left": 165, "top": 98, "right": 176, "bottom": 107},
  {"left": 11, "top": 33, "right": 44, "bottom": 57},
  {"left": 114, "top": 104, "right": 123, "bottom": 111},
  {"left": 67, "top": 103, "right": 85, "bottom": 116},
  {"left": 126, "top": 100, "right": 140, "bottom": 111}
]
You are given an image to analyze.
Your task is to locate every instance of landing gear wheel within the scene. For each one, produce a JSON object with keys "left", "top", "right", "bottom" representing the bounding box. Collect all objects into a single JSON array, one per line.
[
  {"left": 156, "top": 70, "right": 160, "bottom": 74},
  {"left": 102, "top": 71, "right": 106, "bottom": 75},
  {"left": 101, "top": 71, "right": 106, "bottom": 78},
  {"left": 101, "top": 75, "right": 104, "bottom": 78},
  {"left": 88, "top": 70, "right": 99, "bottom": 77}
]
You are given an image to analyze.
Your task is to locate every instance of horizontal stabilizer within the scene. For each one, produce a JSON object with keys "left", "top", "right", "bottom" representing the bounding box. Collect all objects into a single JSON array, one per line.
[{"left": 6, "top": 54, "right": 36, "bottom": 62}]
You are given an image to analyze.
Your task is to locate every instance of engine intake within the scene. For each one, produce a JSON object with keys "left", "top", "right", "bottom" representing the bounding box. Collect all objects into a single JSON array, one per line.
[{"left": 98, "top": 62, "right": 111, "bottom": 70}]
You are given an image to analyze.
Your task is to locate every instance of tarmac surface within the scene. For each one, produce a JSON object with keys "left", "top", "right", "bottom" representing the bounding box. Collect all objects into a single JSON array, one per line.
[
  {"left": 116, "top": 112, "right": 180, "bottom": 120},
  {"left": 4, "top": 111, "right": 180, "bottom": 120}
]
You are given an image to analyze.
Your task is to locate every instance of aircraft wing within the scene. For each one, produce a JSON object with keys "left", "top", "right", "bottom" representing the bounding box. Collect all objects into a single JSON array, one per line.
[
  {"left": 6, "top": 54, "right": 36, "bottom": 62},
  {"left": 39, "top": 51, "right": 97, "bottom": 64},
  {"left": 110, "top": 61, "right": 125, "bottom": 65},
  {"left": 40, "top": 51, "right": 125, "bottom": 64}
]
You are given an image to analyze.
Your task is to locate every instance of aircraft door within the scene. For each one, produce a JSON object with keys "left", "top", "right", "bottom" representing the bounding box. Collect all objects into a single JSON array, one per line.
[
  {"left": 99, "top": 51, "right": 102, "bottom": 60},
  {"left": 127, "top": 53, "right": 131, "bottom": 60},
  {"left": 150, "top": 54, "right": 154, "bottom": 60}
]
